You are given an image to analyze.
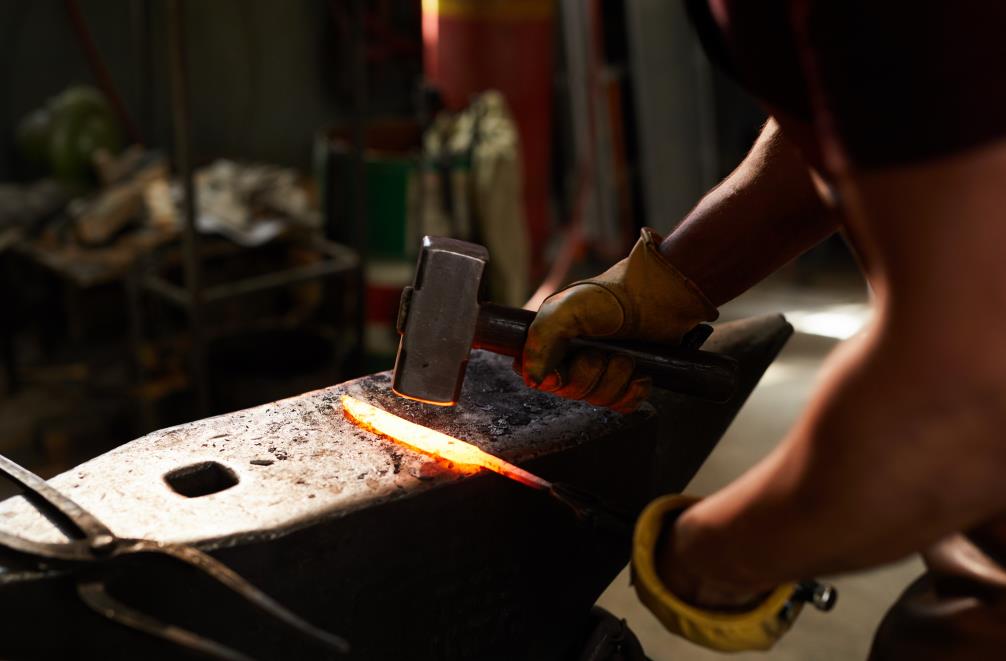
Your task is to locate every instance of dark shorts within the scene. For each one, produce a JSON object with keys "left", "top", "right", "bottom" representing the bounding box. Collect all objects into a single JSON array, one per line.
[
  {"left": 870, "top": 530, "right": 1006, "bottom": 660},
  {"left": 688, "top": 0, "right": 1006, "bottom": 169}
]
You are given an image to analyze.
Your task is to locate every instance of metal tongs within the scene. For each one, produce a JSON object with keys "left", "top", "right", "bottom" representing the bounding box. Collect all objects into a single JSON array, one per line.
[{"left": 0, "top": 453, "right": 348, "bottom": 659}]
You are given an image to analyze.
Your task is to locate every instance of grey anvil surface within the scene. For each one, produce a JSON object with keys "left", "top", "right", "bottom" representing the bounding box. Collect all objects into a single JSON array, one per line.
[{"left": 0, "top": 315, "right": 791, "bottom": 660}]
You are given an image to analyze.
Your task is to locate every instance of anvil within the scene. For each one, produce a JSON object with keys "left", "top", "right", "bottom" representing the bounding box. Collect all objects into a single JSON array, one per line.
[{"left": 0, "top": 315, "right": 791, "bottom": 660}]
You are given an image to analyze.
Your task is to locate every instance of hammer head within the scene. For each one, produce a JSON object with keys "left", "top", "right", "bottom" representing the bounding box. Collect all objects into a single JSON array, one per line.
[{"left": 393, "top": 236, "right": 489, "bottom": 405}]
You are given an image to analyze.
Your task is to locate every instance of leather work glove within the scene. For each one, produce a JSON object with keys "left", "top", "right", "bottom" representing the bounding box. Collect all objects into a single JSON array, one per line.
[
  {"left": 521, "top": 228, "right": 718, "bottom": 412},
  {"left": 632, "top": 494, "right": 809, "bottom": 652}
]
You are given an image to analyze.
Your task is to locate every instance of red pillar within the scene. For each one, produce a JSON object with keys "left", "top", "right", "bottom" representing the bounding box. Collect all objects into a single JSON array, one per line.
[{"left": 422, "top": 0, "right": 555, "bottom": 276}]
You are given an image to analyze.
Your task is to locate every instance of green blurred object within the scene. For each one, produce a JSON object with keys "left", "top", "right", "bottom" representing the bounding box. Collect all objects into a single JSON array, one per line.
[
  {"left": 314, "top": 122, "right": 421, "bottom": 261},
  {"left": 364, "top": 155, "right": 415, "bottom": 259},
  {"left": 15, "top": 85, "right": 124, "bottom": 187}
]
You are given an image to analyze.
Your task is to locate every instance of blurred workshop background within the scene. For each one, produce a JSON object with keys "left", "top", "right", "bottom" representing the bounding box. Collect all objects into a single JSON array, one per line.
[{"left": 0, "top": 1, "right": 902, "bottom": 657}]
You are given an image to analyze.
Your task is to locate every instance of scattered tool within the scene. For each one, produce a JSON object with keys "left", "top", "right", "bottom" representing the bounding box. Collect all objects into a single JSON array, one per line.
[
  {"left": 0, "top": 453, "right": 349, "bottom": 660},
  {"left": 392, "top": 236, "right": 739, "bottom": 406}
]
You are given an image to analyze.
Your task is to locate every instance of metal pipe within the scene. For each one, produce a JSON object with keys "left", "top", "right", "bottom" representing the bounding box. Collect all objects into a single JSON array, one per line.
[
  {"left": 349, "top": 0, "right": 367, "bottom": 377},
  {"left": 140, "top": 274, "right": 190, "bottom": 308},
  {"left": 166, "top": 0, "right": 210, "bottom": 415},
  {"left": 130, "top": 0, "right": 153, "bottom": 141},
  {"left": 202, "top": 257, "right": 357, "bottom": 303}
]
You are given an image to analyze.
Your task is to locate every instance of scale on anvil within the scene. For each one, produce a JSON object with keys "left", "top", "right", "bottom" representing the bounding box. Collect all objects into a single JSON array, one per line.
[
  {"left": 341, "top": 394, "right": 634, "bottom": 534},
  {"left": 341, "top": 394, "right": 837, "bottom": 615},
  {"left": 0, "top": 316, "right": 796, "bottom": 660}
]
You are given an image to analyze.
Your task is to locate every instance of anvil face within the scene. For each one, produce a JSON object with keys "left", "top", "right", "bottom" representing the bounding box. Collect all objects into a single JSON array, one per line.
[{"left": 0, "top": 316, "right": 791, "bottom": 660}]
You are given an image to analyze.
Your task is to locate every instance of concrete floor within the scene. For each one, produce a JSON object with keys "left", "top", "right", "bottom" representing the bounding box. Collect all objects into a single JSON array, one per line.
[{"left": 596, "top": 275, "right": 925, "bottom": 661}]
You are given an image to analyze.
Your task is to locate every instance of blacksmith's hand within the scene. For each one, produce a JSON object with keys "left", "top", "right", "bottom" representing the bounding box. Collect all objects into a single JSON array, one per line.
[
  {"left": 520, "top": 228, "right": 717, "bottom": 412},
  {"left": 633, "top": 494, "right": 816, "bottom": 652}
]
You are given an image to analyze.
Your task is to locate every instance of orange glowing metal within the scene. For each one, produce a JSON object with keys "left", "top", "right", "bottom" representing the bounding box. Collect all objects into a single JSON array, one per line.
[{"left": 340, "top": 395, "right": 551, "bottom": 490}]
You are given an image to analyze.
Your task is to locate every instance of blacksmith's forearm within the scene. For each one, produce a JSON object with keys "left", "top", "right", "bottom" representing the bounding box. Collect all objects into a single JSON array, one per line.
[
  {"left": 660, "top": 119, "right": 839, "bottom": 306},
  {"left": 665, "top": 317, "right": 1006, "bottom": 596}
]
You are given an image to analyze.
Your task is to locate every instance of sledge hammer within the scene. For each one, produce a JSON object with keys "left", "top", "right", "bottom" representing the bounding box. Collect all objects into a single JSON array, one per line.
[{"left": 392, "top": 236, "right": 739, "bottom": 406}]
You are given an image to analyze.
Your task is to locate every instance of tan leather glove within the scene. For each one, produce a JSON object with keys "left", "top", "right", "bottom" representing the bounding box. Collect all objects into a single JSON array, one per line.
[{"left": 521, "top": 228, "right": 718, "bottom": 412}]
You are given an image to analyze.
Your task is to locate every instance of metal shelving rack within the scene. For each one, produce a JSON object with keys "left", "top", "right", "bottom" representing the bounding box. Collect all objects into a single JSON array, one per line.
[{"left": 129, "top": 0, "right": 363, "bottom": 418}]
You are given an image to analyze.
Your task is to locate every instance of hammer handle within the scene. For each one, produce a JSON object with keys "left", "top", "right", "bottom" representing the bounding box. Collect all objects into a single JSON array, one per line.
[{"left": 473, "top": 304, "right": 738, "bottom": 403}]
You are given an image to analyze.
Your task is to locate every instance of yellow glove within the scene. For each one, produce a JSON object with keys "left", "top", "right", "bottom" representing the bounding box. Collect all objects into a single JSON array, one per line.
[
  {"left": 521, "top": 228, "right": 717, "bottom": 412},
  {"left": 632, "top": 495, "right": 806, "bottom": 652}
]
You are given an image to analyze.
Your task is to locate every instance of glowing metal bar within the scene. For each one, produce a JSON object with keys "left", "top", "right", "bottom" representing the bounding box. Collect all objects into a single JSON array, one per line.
[{"left": 340, "top": 395, "right": 551, "bottom": 490}]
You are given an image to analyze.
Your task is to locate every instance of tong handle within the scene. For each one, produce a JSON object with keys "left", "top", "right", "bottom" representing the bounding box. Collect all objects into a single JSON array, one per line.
[{"left": 0, "top": 453, "right": 112, "bottom": 541}]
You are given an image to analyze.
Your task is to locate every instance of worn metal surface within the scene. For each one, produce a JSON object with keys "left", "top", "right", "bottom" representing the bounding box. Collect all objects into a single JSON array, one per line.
[
  {"left": 0, "top": 315, "right": 791, "bottom": 660},
  {"left": 0, "top": 452, "right": 349, "bottom": 659},
  {"left": 0, "top": 359, "right": 624, "bottom": 551}
]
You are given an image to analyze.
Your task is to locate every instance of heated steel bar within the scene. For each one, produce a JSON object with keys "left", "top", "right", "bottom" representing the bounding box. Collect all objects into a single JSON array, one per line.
[{"left": 0, "top": 315, "right": 791, "bottom": 660}]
